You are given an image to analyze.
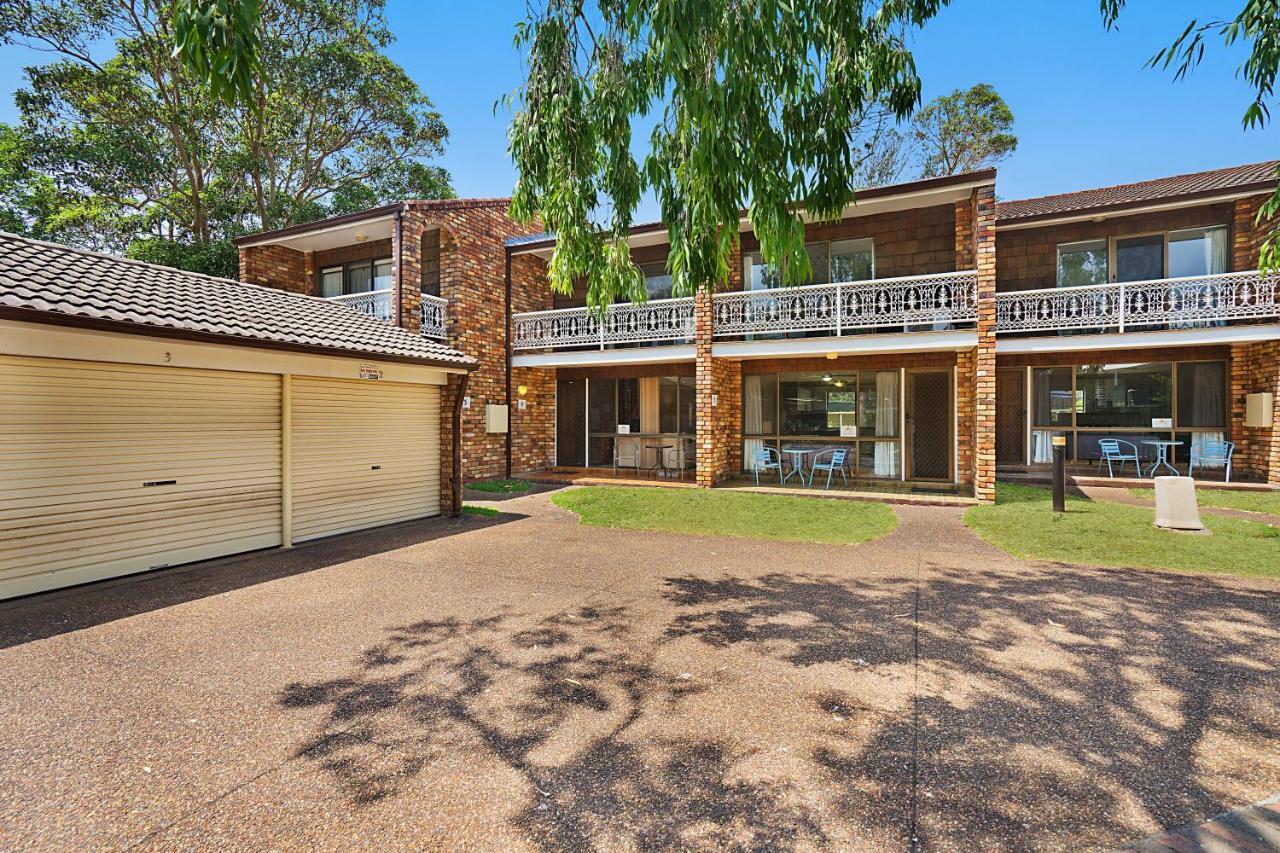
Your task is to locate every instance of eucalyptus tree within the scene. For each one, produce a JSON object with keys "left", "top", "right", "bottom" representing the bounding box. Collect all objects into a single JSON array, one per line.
[
  {"left": 506, "top": 0, "right": 948, "bottom": 309},
  {"left": 911, "top": 83, "right": 1016, "bottom": 177}
]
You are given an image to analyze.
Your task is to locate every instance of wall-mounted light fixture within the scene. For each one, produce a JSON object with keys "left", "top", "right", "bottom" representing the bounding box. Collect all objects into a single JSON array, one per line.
[
  {"left": 354, "top": 232, "right": 368, "bottom": 242},
  {"left": 517, "top": 385, "right": 528, "bottom": 396},
  {"left": 825, "top": 352, "right": 838, "bottom": 360}
]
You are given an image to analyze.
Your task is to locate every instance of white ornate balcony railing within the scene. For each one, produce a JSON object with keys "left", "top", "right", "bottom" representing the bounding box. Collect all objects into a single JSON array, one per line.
[
  {"left": 328, "top": 288, "right": 394, "bottom": 323},
  {"left": 995, "top": 270, "right": 1280, "bottom": 335},
  {"left": 512, "top": 297, "right": 696, "bottom": 351},
  {"left": 326, "top": 289, "right": 448, "bottom": 339},
  {"left": 419, "top": 293, "right": 447, "bottom": 340},
  {"left": 711, "top": 270, "right": 979, "bottom": 338}
]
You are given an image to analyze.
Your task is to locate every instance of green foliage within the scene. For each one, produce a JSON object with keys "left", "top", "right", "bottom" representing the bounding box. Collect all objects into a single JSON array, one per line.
[
  {"left": 551, "top": 486, "right": 897, "bottom": 545},
  {"left": 1102, "top": 1, "right": 1280, "bottom": 273},
  {"left": 506, "top": 0, "right": 948, "bottom": 309},
  {"left": 910, "top": 83, "right": 1017, "bottom": 177},
  {"left": 461, "top": 505, "right": 501, "bottom": 517},
  {"left": 173, "top": 0, "right": 262, "bottom": 106},
  {"left": 965, "top": 483, "right": 1280, "bottom": 578},
  {"left": 1128, "top": 487, "right": 1280, "bottom": 516},
  {"left": 125, "top": 236, "right": 240, "bottom": 279},
  {"left": 467, "top": 479, "right": 534, "bottom": 494},
  {"left": 0, "top": 0, "right": 450, "bottom": 261}
]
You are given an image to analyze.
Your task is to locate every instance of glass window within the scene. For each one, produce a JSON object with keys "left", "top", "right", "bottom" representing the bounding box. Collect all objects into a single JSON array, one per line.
[
  {"left": 346, "top": 260, "right": 373, "bottom": 294},
  {"left": 1168, "top": 226, "right": 1228, "bottom": 278},
  {"left": 831, "top": 238, "right": 874, "bottom": 282},
  {"left": 857, "top": 441, "right": 900, "bottom": 479},
  {"left": 320, "top": 267, "right": 343, "bottom": 298},
  {"left": 780, "top": 372, "right": 856, "bottom": 436},
  {"left": 679, "top": 376, "right": 697, "bottom": 434},
  {"left": 1115, "top": 234, "right": 1164, "bottom": 282},
  {"left": 617, "top": 378, "right": 641, "bottom": 432},
  {"left": 639, "top": 261, "right": 675, "bottom": 300},
  {"left": 421, "top": 229, "right": 441, "bottom": 295},
  {"left": 803, "top": 242, "right": 831, "bottom": 285},
  {"left": 858, "top": 370, "right": 899, "bottom": 437},
  {"left": 742, "top": 373, "right": 777, "bottom": 435},
  {"left": 1176, "top": 361, "right": 1227, "bottom": 427},
  {"left": 659, "top": 377, "right": 679, "bottom": 434},
  {"left": 744, "top": 251, "right": 783, "bottom": 291},
  {"left": 587, "top": 378, "right": 618, "bottom": 467},
  {"left": 1057, "top": 240, "right": 1108, "bottom": 287},
  {"left": 1074, "top": 363, "right": 1171, "bottom": 427},
  {"left": 373, "top": 258, "right": 393, "bottom": 290},
  {"left": 1032, "top": 367, "right": 1073, "bottom": 426}
]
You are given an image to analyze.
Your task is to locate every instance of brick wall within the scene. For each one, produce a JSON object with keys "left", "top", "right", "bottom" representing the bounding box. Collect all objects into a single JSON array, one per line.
[
  {"left": 996, "top": 202, "right": 1237, "bottom": 292},
  {"left": 311, "top": 239, "right": 394, "bottom": 293},
  {"left": 694, "top": 292, "right": 742, "bottom": 486},
  {"left": 1232, "top": 195, "right": 1274, "bottom": 270},
  {"left": 239, "top": 243, "right": 309, "bottom": 294},
  {"left": 955, "top": 348, "right": 976, "bottom": 487},
  {"left": 397, "top": 200, "right": 543, "bottom": 482},
  {"left": 510, "top": 366, "right": 556, "bottom": 474},
  {"left": 1230, "top": 340, "right": 1280, "bottom": 484},
  {"left": 973, "top": 186, "right": 997, "bottom": 502}
]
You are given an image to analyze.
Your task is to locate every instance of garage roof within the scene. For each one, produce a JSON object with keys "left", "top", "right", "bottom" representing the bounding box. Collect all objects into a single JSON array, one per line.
[{"left": 0, "top": 233, "right": 474, "bottom": 368}]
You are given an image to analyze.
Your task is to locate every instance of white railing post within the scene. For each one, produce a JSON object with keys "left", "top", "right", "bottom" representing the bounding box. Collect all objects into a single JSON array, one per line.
[
  {"left": 600, "top": 308, "right": 606, "bottom": 350},
  {"left": 835, "top": 281, "right": 843, "bottom": 336},
  {"left": 1118, "top": 282, "right": 1126, "bottom": 333}
]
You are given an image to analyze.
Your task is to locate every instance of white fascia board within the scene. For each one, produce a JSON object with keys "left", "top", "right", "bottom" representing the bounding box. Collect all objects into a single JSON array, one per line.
[
  {"left": 712, "top": 329, "right": 978, "bottom": 359},
  {"left": 995, "top": 324, "right": 1280, "bottom": 354},
  {"left": 512, "top": 344, "right": 696, "bottom": 368}
]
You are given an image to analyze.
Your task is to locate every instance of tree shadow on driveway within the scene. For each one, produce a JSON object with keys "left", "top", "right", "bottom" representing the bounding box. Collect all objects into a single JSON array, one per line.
[{"left": 278, "top": 561, "right": 1279, "bottom": 850}]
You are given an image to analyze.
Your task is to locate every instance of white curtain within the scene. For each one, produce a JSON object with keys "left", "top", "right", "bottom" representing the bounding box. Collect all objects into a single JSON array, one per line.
[
  {"left": 1032, "top": 430, "right": 1054, "bottom": 463},
  {"left": 743, "top": 374, "right": 765, "bottom": 470},
  {"left": 875, "top": 371, "right": 899, "bottom": 476}
]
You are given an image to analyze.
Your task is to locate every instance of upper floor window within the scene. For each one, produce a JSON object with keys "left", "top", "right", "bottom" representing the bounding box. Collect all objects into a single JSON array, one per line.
[
  {"left": 639, "top": 261, "right": 674, "bottom": 300},
  {"left": 1056, "top": 225, "right": 1228, "bottom": 287},
  {"left": 421, "top": 229, "right": 441, "bottom": 296},
  {"left": 320, "top": 258, "right": 392, "bottom": 297},
  {"left": 744, "top": 237, "right": 874, "bottom": 290}
]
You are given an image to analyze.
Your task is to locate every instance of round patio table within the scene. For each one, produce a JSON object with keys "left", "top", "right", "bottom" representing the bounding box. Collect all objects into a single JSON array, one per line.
[
  {"left": 646, "top": 443, "right": 675, "bottom": 479},
  {"left": 1142, "top": 440, "right": 1183, "bottom": 478},
  {"left": 780, "top": 447, "right": 816, "bottom": 487}
]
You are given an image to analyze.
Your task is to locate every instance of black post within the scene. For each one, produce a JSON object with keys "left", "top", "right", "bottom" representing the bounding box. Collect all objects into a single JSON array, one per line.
[{"left": 1051, "top": 435, "right": 1066, "bottom": 513}]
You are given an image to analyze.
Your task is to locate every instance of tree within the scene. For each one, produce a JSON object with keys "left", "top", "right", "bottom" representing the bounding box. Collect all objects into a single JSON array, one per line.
[
  {"left": 507, "top": 0, "right": 948, "bottom": 308},
  {"left": 910, "top": 83, "right": 1016, "bottom": 177},
  {"left": 1101, "top": 0, "right": 1280, "bottom": 270},
  {"left": 0, "top": 0, "right": 451, "bottom": 275}
]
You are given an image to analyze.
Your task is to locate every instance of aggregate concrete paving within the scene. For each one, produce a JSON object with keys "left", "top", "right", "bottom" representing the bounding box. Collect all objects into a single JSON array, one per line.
[{"left": 1, "top": 487, "right": 1277, "bottom": 851}]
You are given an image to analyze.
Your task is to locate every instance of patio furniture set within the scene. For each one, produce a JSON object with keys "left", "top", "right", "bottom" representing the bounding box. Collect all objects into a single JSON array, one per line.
[
  {"left": 613, "top": 437, "right": 697, "bottom": 481},
  {"left": 753, "top": 446, "right": 853, "bottom": 491},
  {"left": 1096, "top": 439, "right": 1236, "bottom": 481}
]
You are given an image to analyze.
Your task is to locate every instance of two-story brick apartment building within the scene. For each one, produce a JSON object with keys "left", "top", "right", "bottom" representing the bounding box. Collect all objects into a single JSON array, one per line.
[{"left": 235, "top": 161, "right": 1280, "bottom": 499}]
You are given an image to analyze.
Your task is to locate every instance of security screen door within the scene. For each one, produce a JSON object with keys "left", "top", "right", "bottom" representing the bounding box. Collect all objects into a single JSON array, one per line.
[{"left": 906, "top": 370, "right": 952, "bottom": 481}]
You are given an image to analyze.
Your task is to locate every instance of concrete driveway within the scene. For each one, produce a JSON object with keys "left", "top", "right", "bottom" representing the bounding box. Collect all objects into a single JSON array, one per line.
[{"left": 2, "top": 487, "right": 1277, "bottom": 851}]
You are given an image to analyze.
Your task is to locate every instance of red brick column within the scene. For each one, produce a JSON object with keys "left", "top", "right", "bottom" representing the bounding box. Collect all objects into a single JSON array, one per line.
[
  {"left": 955, "top": 349, "right": 976, "bottom": 487},
  {"left": 396, "top": 211, "right": 423, "bottom": 333},
  {"left": 973, "top": 186, "right": 997, "bottom": 502},
  {"left": 1233, "top": 195, "right": 1269, "bottom": 270},
  {"left": 1230, "top": 340, "right": 1280, "bottom": 484},
  {"left": 694, "top": 292, "right": 741, "bottom": 486},
  {"left": 954, "top": 197, "right": 975, "bottom": 270},
  {"left": 439, "top": 372, "right": 466, "bottom": 513}
]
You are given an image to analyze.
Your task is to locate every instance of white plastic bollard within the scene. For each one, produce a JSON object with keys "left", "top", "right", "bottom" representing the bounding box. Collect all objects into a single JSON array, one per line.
[{"left": 1153, "top": 476, "right": 1205, "bottom": 531}]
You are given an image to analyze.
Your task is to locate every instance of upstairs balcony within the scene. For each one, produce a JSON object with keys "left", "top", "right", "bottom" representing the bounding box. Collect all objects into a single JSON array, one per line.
[
  {"left": 326, "top": 289, "right": 448, "bottom": 340},
  {"left": 512, "top": 297, "right": 697, "bottom": 351},
  {"left": 995, "top": 270, "right": 1280, "bottom": 337}
]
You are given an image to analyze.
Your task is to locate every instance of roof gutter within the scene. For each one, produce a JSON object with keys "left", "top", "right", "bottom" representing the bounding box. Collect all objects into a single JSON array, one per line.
[
  {"left": 0, "top": 307, "right": 474, "bottom": 372},
  {"left": 997, "top": 184, "right": 1276, "bottom": 230}
]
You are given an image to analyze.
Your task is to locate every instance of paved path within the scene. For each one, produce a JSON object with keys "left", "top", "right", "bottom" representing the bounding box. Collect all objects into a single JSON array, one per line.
[
  {"left": 2, "top": 487, "right": 1278, "bottom": 850},
  {"left": 1123, "top": 793, "right": 1280, "bottom": 851}
]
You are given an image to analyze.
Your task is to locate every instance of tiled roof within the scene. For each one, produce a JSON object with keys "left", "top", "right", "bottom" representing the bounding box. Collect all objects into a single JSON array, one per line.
[
  {"left": 0, "top": 232, "right": 474, "bottom": 367},
  {"left": 997, "top": 160, "right": 1280, "bottom": 223}
]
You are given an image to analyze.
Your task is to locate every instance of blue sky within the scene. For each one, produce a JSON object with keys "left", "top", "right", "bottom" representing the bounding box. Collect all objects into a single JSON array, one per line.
[{"left": 1, "top": 0, "right": 1274, "bottom": 220}]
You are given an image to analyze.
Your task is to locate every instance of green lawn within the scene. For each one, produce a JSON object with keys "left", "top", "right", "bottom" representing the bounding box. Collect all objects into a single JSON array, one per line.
[
  {"left": 467, "top": 478, "right": 534, "bottom": 494},
  {"left": 1128, "top": 486, "right": 1280, "bottom": 517},
  {"left": 551, "top": 486, "right": 897, "bottom": 544},
  {"left": 965, "top": 483, "right": 1280, "bottom": 578},
  {"left": 461, "top": 504, "right": 500, "bottom": 517}
]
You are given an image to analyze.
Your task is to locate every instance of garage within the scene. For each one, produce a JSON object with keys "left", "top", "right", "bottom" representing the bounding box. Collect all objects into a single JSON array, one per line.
[{"left": 0, "top": 233, "right": 472, "bottom": 600}]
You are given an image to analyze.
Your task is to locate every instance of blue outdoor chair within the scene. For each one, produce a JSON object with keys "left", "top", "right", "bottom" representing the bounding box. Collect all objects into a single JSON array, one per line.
[
  {"left": 1191, "top": 439, "right": 1235, "bottom": 482},
  {"left": 753, "top": 446, "right": 783, "bottom": 486},
  {"left": 810, "top": 448, "right": 849, "bottom": 491},
  {"left": 1096, "top": 439, "right": 1139, "bottom": 477}
]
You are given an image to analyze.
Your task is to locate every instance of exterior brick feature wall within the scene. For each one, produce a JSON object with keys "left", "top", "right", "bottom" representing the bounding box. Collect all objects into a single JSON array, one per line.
[
  {"left": 694, "top": 292, "right": 742, "bottom": 486},
  {"left": 510, "top": 366, "right": 556, "bottom": 474},
  {"left": 954, "top": 198, "right": 975, "bottom": 269},
  {"left": 239, "top": 244, "right": 309, "bottom": 294},
  {"left": 955, "top": 348, "right": 976, "bottom": 487},
  {"left": 973, "top": 186, "right": 997, "bottom": 502},
  {"left": 1230, "top": 340, "right": 1280, "bottom": 484},
  {"left": 396, "top": 201, "right": 543, "bottom": 482},
  {"left": 1232, "top": 195, "right": 1273, "bottom": 270},
  {"left": 438, "top": 372, "right": 465, "bottom": 512}
]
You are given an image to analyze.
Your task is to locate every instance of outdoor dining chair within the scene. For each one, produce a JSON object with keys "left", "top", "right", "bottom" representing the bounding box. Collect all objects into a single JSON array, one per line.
[
  {"left": 753, "top": 446, "right": 783, "bottom": 486},
  {"left": 1096, "top": 439, "right": 1139, "bottom": 478},
  {"left": 1190, "top": 439, "right": 1235, "bottom": 482},
  {"left": 613, "top": 440, "right": 640, "bottom": 476},
  {"left": 810, "top": 448, "right": 849, "bottom": 491}
]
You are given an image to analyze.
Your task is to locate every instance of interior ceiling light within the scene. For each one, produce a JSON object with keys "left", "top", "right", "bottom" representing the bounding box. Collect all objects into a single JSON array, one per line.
[
  {"left": 822, "top": 374, "right": 833, "bottom": 383},
  {"left": 826, "top": 352, "right": 838, "bottom": 360}
]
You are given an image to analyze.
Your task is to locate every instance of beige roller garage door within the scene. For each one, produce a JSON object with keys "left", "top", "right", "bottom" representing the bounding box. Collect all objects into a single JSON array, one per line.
[
  {"left": 0, "top": 355, "right": 283, "bottom": 599},
  {"left": 290, "top": 376, "right": 440, "bottom": 543}
]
